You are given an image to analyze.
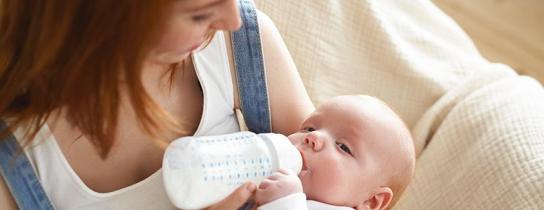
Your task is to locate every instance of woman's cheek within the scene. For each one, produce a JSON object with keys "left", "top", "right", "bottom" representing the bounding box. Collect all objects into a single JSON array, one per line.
[{"left": 155, "top": 30, "right": 190, "bottom": 54}]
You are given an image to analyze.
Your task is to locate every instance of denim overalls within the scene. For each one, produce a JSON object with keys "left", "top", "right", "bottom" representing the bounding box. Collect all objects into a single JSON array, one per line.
[{"left": 0, "top": 0, "right": 270, "bottom": 209}]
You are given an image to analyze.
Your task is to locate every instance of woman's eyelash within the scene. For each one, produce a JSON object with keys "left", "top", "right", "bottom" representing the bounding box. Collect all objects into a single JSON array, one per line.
[
  {"left": 192, "top": 13, "right": 212, "bottom": 22},
  {"left": 336, "top": 142, "right": 353, "bottom": 156},
  {"left": 303, "top": 127, "right": 315, "bottom": 132}
]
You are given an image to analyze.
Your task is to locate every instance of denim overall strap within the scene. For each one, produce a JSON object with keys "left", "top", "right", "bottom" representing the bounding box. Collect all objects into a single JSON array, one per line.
[
  {"left": 0, "top": 121, "right": 55, "bottom": 210},
  {"left": 231, "top": 0, "right": 272, "bottom": 134}
]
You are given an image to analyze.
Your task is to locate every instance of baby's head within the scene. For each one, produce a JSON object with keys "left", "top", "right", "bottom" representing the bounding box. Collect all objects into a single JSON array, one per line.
[{"left": 288, "top": 95, "right": 415, "bottom": 210}]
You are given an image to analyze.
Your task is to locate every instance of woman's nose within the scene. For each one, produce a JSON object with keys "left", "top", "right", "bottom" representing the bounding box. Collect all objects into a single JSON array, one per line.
[
  {"left": 211, "top": 2, "right": 242, "bottom": 31},
  {"left": 304, "top": 132, "right": 323, "bottom": 152}
]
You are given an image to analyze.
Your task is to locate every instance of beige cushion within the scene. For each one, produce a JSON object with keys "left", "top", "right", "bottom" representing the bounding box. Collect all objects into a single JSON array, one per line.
[
  {"left": 256, "top": 0, "right": 485, "bottom": 128},
  {"left": 255, "top": 0, "right": 544, "bottom": 209}
]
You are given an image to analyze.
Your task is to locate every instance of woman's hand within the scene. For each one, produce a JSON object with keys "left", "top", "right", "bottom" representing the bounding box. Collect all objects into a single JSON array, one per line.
[{"left": 203, "top": 182, "right": 257, "bottom": 210}]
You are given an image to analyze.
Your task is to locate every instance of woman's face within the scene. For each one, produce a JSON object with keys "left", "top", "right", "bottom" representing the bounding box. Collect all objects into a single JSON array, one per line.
[{"left": 150, "top": 0, "right": 241, "bottom": 64}]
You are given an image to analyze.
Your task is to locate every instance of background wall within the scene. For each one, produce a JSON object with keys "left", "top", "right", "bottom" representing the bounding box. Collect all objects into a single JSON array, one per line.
[{"left": 433, "top": 0, "right": 544, "bottom": 84}]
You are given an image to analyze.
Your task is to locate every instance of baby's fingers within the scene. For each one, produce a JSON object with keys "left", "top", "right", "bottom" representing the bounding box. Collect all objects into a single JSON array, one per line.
[
  {"left": 258, "top": 179, "right": 274, "bottom": 190},
  {"left": 267, "top": 171, "right": 286, "bottom": 180},
  {"left": 277, "top": 168, "right": 296, "bottom": 175}
]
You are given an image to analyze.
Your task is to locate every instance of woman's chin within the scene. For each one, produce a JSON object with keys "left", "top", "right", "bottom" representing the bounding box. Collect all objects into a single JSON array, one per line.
[{"left": 149, "top": 51, "right": 191, "bottom": 65}]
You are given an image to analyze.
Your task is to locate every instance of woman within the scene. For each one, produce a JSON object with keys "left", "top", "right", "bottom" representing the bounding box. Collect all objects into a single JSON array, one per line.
[{"left": 0, "top": 0, "right": 314, "bottom": 209}]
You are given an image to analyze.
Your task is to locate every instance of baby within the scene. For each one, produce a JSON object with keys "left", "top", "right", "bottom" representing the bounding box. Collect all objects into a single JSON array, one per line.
[{"left": 254, "top": 95, "right": 416, "bottom": 210}]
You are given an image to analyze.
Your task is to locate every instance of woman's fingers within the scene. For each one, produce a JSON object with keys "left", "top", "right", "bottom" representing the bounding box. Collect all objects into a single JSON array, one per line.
[{"left": 205, "top": 182, "right": 256, "bottom": 210}]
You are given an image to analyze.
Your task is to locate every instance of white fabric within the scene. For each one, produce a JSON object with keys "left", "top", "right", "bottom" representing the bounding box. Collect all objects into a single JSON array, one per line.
[
  {"left": 307, "top": 200, "right": 353, "bottom": 210},
  {"left": 255, "top": 0, "right": 544, "bottom": 209},
  {"left": 257, "top": 193, "right": 353, "bottom": 210},
  {"left": 15, "top": 31, "right": 240, "bottom": 210},
  {"left": 191, "top": 31, "right": 240, "bottom": 136},
  {"left": 257, "top": 193, "right": 308, "bottom": 210}
]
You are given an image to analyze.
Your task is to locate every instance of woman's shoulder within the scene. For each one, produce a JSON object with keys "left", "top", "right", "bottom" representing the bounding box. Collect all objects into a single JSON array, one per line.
[
  {"left": 254, "top": 10, "right": 315, "bottom": 135},
  {"left": 224, "top": 8, "right": 313, "bottom": 135},
  {"left": 256, "top": 10, "right": 274, "bottom": 29}
]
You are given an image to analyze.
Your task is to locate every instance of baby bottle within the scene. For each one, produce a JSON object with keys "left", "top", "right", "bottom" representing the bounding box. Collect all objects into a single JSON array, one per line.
[{"left": 162, "top": 131, "right": 303, "bottom": 210}]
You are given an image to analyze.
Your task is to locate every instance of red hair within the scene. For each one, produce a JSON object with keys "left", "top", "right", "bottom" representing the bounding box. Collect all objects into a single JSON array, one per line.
[{"left": 0, "top": 0, "right": 186, "bottom": 158}]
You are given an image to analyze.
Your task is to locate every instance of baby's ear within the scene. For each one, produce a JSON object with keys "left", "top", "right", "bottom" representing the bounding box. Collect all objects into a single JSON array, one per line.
[{"left": 355, "top": 187, "right": 393, "bottom": 210}]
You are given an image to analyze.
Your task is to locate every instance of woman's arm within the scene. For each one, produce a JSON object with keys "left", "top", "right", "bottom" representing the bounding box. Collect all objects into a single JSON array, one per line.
[
  {"left": 257, "top": 11, "right": 315, "bottom": 135},
  {"left": 0, "top": 177, "right": 18, "bottom": 210}
]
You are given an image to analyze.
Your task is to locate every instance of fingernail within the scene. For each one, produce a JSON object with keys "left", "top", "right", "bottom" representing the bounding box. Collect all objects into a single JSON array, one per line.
[{"left": 246, "top": 183, "right": 256, "bottom": 191}]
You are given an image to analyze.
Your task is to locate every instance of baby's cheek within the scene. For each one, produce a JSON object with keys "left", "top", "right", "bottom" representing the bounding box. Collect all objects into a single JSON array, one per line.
[{"left": 306, "top": 164, "right": 346, "bottom": 201}]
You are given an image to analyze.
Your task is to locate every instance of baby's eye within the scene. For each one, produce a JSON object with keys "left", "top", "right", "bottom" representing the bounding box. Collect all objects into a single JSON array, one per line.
[
  {"left": 303, "top": 127, "right": 315, "bottom": 132},
  {"left": 336, "top": 142, "right": 353, "bottom": 156}
]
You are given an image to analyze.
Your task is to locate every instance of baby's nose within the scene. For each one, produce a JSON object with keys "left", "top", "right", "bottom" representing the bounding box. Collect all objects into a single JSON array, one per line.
[{"left": 304, "top": 132, "right": 323, "bottom": 151}]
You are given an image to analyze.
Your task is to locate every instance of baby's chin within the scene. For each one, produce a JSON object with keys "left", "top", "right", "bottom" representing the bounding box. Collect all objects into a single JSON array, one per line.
[
  {"left": 302, "top": 184, "right": 347, "bottom": 207},
  {"left": 298, "top": 168, "right": 310, "bottom": 180},
  {"left": 299, "top": 175, "right": 361, "bottom": 207}
]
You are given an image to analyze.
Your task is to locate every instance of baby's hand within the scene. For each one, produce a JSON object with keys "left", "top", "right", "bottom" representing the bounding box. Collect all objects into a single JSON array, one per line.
[{"left": 254, "top": 168, "right": 303, "bottom": 206}]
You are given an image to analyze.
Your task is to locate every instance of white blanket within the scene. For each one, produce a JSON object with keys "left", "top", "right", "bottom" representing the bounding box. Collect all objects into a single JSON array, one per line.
[{"left": 255, "top": 0, "right": 544, "bottom": 209}]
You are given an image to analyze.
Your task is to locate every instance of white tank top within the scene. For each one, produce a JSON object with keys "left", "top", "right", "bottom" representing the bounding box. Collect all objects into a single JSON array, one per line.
[{"left": 15, "top": 31, "right": 241, "bottom": 210}]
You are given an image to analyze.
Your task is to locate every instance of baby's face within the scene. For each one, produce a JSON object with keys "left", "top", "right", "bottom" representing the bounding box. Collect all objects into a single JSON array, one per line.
[{"left": 288, "top": 96, "right": 412, "bottom": 208}]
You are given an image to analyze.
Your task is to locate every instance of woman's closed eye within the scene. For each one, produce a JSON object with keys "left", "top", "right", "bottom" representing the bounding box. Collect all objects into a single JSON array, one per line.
[
  {"left": 303, "top": 127, "right": 315, "bottom": 132},
  {"left": 191, "top": 13, "right": 213, "bottom": 22},
  {"left": 336, "top": 142, "right": 353, "bottom": 156}
]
